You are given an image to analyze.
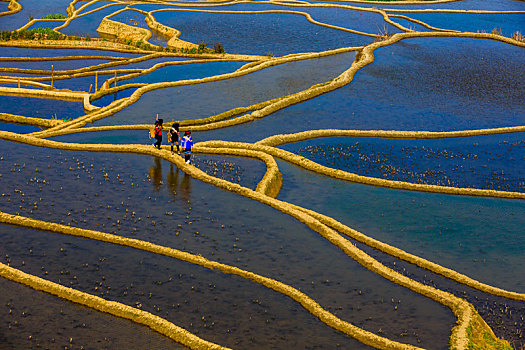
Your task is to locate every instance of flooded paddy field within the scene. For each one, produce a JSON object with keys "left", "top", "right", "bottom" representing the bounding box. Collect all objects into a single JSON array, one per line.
[{"left": 0, "top": 0, "right": 524, "bottom": 348}]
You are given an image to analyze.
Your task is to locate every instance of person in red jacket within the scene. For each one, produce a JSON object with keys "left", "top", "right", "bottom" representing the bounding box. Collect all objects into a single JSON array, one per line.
[{"left": 153, "top": 119, "right": 163, "bottom": 149}]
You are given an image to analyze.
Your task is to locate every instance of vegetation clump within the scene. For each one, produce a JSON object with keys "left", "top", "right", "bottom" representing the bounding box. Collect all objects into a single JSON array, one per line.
[
  {"left": 213, "top": 42, "right": 225, "bottom": 54},
  {"left": 512, "top": 31, "right": 524, "bottom": 42},
  {"left": 0, "top": 28, "right": 65, "bottom": 41},
  {"left": 39, "top": 14, "right": 68, "bottom": 20}
]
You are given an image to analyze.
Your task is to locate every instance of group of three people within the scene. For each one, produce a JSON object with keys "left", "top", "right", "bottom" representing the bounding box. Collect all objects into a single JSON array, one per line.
[{"left": 153, "top": 119, "right": 193, "bottom": 164}]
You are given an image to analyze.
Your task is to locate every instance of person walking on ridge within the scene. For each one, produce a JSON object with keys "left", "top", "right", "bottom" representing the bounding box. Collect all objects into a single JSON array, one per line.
[
  {"left": 168, "top": 122, "right": 180, "bottom": 154},
  {"left": 153, "top": 118, "right": 163, "bottom": 149},
  {"left": 181, "top": 130, "right": 193, "bottom": 164}
]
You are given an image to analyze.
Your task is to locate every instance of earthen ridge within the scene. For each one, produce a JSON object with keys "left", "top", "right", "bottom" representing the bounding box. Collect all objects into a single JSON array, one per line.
[
  {"left": 0, "top": 210, "right": 422, "bottom": 350},
  {"left": 0, "top": 262, "right": 231, "bottom": 350},
  {"left": 0, "top": 130, "right": 515, "bottom": 348},
  {"left": 0, "top": 0, "right": 21, "bottom": 17}
]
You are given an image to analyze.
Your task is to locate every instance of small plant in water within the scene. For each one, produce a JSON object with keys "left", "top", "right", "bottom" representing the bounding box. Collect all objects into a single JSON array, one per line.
[
  {"left": 512, "top": 31, "right": 524, "bottom": 42},
  {"left": 375, "top": 25, "right": 393, "bottom": 42},
  {"left": 267, "top": 51, "right": 274, "bottom": 58},
  {"left": 491, "top": 27, "right": 502, "bottom": 35}
]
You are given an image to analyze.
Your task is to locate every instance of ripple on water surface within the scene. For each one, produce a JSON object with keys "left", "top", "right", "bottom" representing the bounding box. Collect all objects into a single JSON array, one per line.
[
  {"left": 0, "top": 95, "right": 84, "bottom": 125},
  {"left": 0, "top": 277, "right": 185, "bottom": 349},
  {"left": 95, "top": 52, "right": 354, "bottom": 126},
  {"left": 404, "top": 12, "right": 525, "bottom": 36},
  {"left": 0, "top": 140, "right": 455, "bottom": 349},
  {"left": 200, "top": 37, "right": 524, "bottom": 142},
  {"left": 154, "top": 10, "right": 370, "bottom": 56},
  {"left": 60, "top": 2, "right": 127, "bottom": 38},
  {"left": 283, "top": 134, "right": 525, "bottom": 193},
  {"left": 0, "top": 0, "right": 72, "bottom": 31}
]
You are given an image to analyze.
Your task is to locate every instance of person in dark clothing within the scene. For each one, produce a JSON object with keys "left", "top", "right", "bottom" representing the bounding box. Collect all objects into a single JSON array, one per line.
[{"left": 168, "top": 122, "right": 180, "bottom": 154}]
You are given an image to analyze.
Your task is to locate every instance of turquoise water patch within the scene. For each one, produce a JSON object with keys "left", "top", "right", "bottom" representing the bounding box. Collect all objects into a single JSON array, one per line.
[{"left": 276, "top": 159, "right": 525, "bottom": 293}]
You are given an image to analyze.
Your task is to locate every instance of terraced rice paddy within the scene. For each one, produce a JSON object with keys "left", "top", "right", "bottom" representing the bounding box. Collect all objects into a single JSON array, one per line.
[{"left": 0, "top": 0, "right": 524, "bottom": 349}]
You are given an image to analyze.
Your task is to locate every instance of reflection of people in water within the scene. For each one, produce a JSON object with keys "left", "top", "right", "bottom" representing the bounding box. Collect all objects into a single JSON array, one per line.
[
  {"left": 166, "top": 164, "right": 191, "bottom": 202},
  {"left": 166, "top": 164, "right": 179, "bottom": 199},
  {"left": 148, "top": 157, "right": 163, "bottom": 191},
  {"left": 179, "top": 171, "right": 192, "bottom": 202}
]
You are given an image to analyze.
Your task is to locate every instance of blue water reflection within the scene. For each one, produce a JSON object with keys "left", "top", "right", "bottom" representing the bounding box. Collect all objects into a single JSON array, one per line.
[
  {"left": 276, "top": 159, "right": 525, "bottom": 293},
  {"left": 155, "top": 10, "right": 372, "bottom": 55},
  {"left": 199, "top": 37, "right": 524, "bottom": 143}
]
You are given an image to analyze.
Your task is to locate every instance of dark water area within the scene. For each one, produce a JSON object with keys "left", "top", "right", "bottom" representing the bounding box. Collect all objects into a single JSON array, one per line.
[
  {"left": 90, "top": 61, "right": 244, "bottom": 109},
  {"left": 299, "top": 7, "right": 403, "bottom": 35},
  {"left": 0, "top": 57, "right": 194, "bottom": 93},
  {"left": 110, "top": 10, "right": 148, "bottom": 31},
  {"left": 148, "top": 3, "right": 400, "bottom": 37},
  {"left": 325, "top": 0, "right": 525, "bottom": 11},
  {"left": 283, "top": 133, "right": 525, "bottom": 193},
  {"left": 0, "top": 0, "right": 71, "bottom": 31},
  {"left": 199, "top": 37, "right": 524, "bottom": 143},
  {"left": 0, "top": 122, "right": 40, "bottom": 134},
  {"left": 119, "top": 61, "right": 243, "bottom": 84},
  {"left": 94, "top": 52, "right": 353, "bottom": 126},
  {"left": 51, "top": 129, "right": 149, "bottom": 144},
  {"left": 0, "top": 225, "right": 368, "bottom": 349},
  {"left": 0, "top": 278, "right": 186, "bottom": 350},
  {"left": 405, "top": 12, "right": 525, "bottom": 36},
  {"left": 0, "top": 47, "right": 143, "bottom": 59},
  {"left": 0, "top": 58, "right": 112, "bottom": 71},
  {"left": 0, "top": 95, "right": 84, "bottom": 124},
  {"left": 0, "top": 140, "right": 455, "bottom": 349},
  {"left": 276, "top": 160, "right": 525, "bottom": 293},
  {"left": 155, "top": 10, "right": 372, "bottom": 56},
  {"left": 60, "top": 3, "right": 127, "bottom": 38}
]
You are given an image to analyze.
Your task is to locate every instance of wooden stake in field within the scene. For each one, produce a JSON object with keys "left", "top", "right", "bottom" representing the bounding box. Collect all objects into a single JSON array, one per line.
[{"left": 114, "top": 71, "right": 117, "bottom": 100}]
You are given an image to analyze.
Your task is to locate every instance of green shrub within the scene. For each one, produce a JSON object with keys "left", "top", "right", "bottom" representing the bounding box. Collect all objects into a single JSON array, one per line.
[
  {"left": 40, "top": 14, "right": 67, "bottom": 20},
  {"left": 198, "top": 42, "right": 208, "bottom": 52}
]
